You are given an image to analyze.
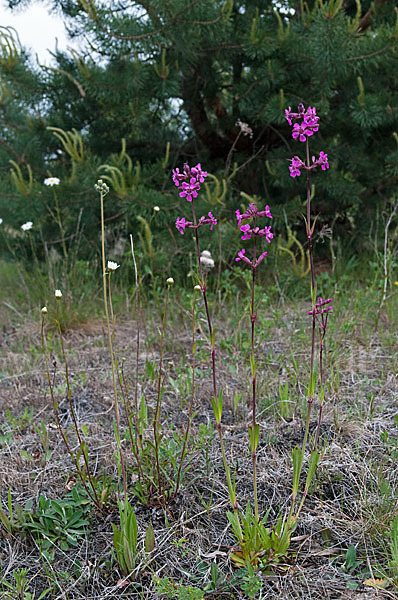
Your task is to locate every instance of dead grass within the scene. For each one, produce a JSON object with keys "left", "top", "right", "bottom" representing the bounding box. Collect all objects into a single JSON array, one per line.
[{"left": 0, "top": 292, "right": 397, "bottom": 599}]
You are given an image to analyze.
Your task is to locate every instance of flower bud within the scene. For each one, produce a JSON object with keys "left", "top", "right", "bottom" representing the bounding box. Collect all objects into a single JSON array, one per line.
[
  {"left": 55, "top": 289, "right": 62, "bottom": 299},
  {"left": 41, "top": 306, "right": 48, "bottom": 314},
  {"left": 166, "top": 277, "right": 174, "bottom": 285}
]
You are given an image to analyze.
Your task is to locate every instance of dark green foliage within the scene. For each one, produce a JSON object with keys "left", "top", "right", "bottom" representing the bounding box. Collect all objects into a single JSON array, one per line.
[{"left": 0, "top": 0, "right": 397, "bottom": 277}]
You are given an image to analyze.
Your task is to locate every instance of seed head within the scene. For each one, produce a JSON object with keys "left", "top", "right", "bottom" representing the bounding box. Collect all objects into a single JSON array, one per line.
[{"left": 94, "top": 180, "right": 109, "bottom": 194}]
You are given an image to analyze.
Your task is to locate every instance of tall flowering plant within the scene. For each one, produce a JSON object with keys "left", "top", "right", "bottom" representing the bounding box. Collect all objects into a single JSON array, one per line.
[
  {"left": 173, "top": 163, "right": 218, "bottom": 395},
  {"left": 172, "top": 164, "right": 232, "bottom": 504},
  {"left": 284, "top": 104, "right": 332, "bottom": 527},
  {"left": 235, "top": 202, "right": 273, "bottom": 524}
]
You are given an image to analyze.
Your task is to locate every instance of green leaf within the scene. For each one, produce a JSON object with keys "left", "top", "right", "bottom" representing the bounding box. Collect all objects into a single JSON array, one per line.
[
  {"left": 248, "top": 423, "right": 260, "bottom": 452},
  {"left": 145, "top": 522, "right": 155, "bottom": 553},
  {"left": 304, "top": 450, "right": 320, "bottom": 491}
]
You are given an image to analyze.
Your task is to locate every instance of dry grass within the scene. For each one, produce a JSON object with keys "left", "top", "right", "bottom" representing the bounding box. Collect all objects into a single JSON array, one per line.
[{"left": 0, "top": 290, "right": 397, "bottom": 599}]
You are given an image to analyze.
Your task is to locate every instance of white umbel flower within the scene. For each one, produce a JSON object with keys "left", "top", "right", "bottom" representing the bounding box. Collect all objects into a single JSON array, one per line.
[
  {"left": 166, "top": 277, "right": 174, "bottom": 285},
  {"left": 21, "top": 221, "right": 33, "bottom": 231},
  {"left": 194, "top": 284, "right": 201, "bottom": 291},
  {"left": 153, "top": 206, "right": 160, "bottom": 212},
  {"left": 0, "top": 218, "right": 3, "bottom": 225},
  {"left": 107, "top": 261, "right": 120, "bottom": 271},
  {"left": 44, "top": 177, "right": 60, "bottom": 186},
  {"left": 54, "top": 289, "right": 63, "bottom": 299},
  {"left": 41, "top": 306, "right": 48, "bottom": 314}
]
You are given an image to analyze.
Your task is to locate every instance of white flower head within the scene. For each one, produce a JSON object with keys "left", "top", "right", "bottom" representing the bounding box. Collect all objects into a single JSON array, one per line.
[
  {"left": 194, "top": 284, "right": 201, "bottom": 291},
  {"left": 41, "top": 306, "right": 48, "bottom": 314},
  {"left": 0, "top": 218, "right": 3, "bottom": 225},
  {"left": 21, "top": 221, "right": 33, "bottom": 231},
  {"left": 107, "top": 261, "right": 120, "bottom": 272},
  {"left": 54, "top": 289, "right": 63, "bottom": 299},
  {"left": 153, "top": 206, "right": 160, "bottom": 212},
  {"left": 200, "top": 250, "right": 215, "bottom": 270},
  {"left": 44, "top": 177, "right": 60, "bottom": 187},
  {"left": 166, "top": 277, "right": 174, "bottom": 285}
]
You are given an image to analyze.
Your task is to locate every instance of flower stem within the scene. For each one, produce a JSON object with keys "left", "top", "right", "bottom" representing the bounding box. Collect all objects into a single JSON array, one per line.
[
  {"left": 152, "top": 284, "right": 171, "bottom": 505},
  {"left": 174, "top": 289, "right": 198, "bottom": 498},
  {"left": 100, "top": 189, "right": 127, "bottom": 500},
  {"left": 251, "top": 223, "right": 259, "bottom": 522}
]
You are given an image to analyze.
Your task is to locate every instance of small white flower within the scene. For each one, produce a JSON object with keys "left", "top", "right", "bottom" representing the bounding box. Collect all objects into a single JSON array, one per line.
[
  {"left": 41, "top": 306, "right": 48, "bottom": 314},
  {"left": 21, "top": 221, "right": 33, "bottom": 231},
  {"left": 44, "top": 177, "right": 60, "bottom": 186},
  {"left": 201, "top": 250, "right": 212, "bottom": 258},
  {"left": 166, "top": 277, "right": 174, "bottom": 285},
  {"left": 107, "top": 261, "right": 120, "bottom": 271},
  {"left": 0, "top": 218, "right": 3, "bottom": 225},
  {"left": 55, "top": 289, "right": 63, "bottom": 299},
  {"left": 153, "top": 206, "right": 160, "bottom": 212},
  {"left": 194, "top": 284, "right": 201, "bottom": 291}
]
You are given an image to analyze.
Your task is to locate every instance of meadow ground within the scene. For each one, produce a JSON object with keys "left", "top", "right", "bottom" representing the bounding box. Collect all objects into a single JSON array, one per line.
[{"left": 0, "top": 276, "right": 397, "bottom": 600}]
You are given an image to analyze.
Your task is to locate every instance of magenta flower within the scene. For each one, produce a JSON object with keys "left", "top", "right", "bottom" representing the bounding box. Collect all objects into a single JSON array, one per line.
[
  {"left": 207, "top": 211, "right": 217, "bottom": 230},
  {"left": 191, "top": 163, "right": 207, "bottom": 183},
  {"left": 285, "top": 106, "right": 293, "bottom": 126},
  {"left": 257, "top": 225, "right": 273, "bottom": 243},
  {"left": 238, "top": 203, "right": 273, "bottom": 222},
  {"left": 318, "top": 151, "right": 329, "bottom": 171},
  {"left": 235, "top": 202, "right": 273, "bottom": 271},
  {"left": 254, "top": 251, "right": 268, "bottom": 269},
  {"left": 172, "top": 168, "right": 185, "bottom": 187},
  {"left": 176, "top": 216, "right": 189, "bottom": 234},
  {"left": 289, "top": 156, "right": 304, "bottom": 178},
  {"left": 292, "top": 119, "right": 318, "bottom": 142},
  {"left": 172, "top": 162, "right": 208, "bottom": 189},
  {"left": 240, "top": 224, "right": 252, "bottom": 240},
  {"left": 179, "top": 178, "right": 200, "bottom": 202},
  {"left": 198, "top": 212, "right": 217, "bottom": 231},
  {"left": 235, "top": 248, "right": 252, "bottom": 266}
]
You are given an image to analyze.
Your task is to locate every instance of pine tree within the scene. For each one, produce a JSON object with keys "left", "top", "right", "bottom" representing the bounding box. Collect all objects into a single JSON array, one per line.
[{"left": 0, "top": 0, "right": 397, "bottom": 268}]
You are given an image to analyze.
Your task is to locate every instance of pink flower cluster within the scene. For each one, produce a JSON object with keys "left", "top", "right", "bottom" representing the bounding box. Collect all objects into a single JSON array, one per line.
[
  {"left": 235, "top": 203, "right": 273, "bottom": 269},
  {"left": 175, "top": 212, "right": 217, "bottom": 235},
  {"left": 172, "top": 163, "right": 208, "bottom": 201},
  {"left": 173, "top": 162, "right": 217, "bottom": 235},
  {"left": 285, "top": 104, "right": 329, "bottom": 178}
]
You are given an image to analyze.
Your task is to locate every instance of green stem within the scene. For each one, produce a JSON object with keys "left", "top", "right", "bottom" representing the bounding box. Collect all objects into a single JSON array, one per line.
[
  {"left": 174, "top": 289, "right": 198, "bottom": 498},
  {"left": 152, "top": 284, "right": 171, "bottom": 505},
  {"left": 100, "top": 189, "right": 127, "bottom": 500}
]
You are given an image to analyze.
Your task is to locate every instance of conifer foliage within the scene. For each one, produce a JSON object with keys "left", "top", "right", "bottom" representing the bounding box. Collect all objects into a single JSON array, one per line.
[{"left": 0, "top": 0, "right": 397, "bottom": 266}]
